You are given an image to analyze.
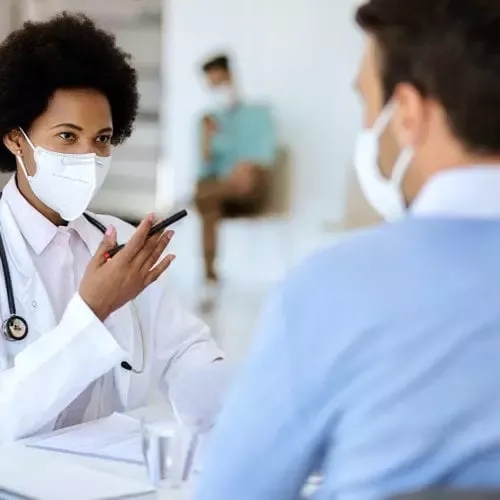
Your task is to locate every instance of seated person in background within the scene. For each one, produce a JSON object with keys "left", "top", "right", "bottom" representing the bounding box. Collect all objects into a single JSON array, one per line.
[
  {"left": 195, "top": 54, "right": 276, "bottom": 300},
  {"left": 0, "top": 13, "right": 229, "bottom": 443}
]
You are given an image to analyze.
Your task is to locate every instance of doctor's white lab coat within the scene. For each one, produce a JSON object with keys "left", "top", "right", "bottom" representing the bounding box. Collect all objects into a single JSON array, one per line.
[{"left": 0, "top": 198, "right": 228, "bottom": 443}]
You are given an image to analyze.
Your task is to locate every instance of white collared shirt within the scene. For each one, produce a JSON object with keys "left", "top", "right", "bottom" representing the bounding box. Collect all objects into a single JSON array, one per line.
[
  {"left": 411, "top": 166, "right": 500, "bottom": 218},
  {"left": 3, "top": 179, "right": 91, "bottom": 323}
]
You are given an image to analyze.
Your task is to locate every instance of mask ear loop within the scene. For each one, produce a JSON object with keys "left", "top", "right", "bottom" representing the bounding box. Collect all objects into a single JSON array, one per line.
[
  {"left": 367, "top": 101, "right": 396, "bottom": 182},
  {"left": 18, "top": 128, "right": 36, "bottom": 151},
  {"left": 391, "top": 146, "right": 414, "bottom": 187},
  {"left": 372, "top": 100, "right": 395, "bottom": 137},
  {"left": 16, "top": 128, "right": 37, "bottom": 180},
  {"left": 389, "top": 103, "right": 415, "bottom": 191},
  {"left": 373, "top": 101, "right": 414, "bottom": 192},
  {"left": 15, "top": 153, "right": 30, "bottom": 180}
]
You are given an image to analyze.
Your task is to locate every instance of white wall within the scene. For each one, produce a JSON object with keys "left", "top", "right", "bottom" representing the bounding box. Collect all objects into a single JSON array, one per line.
[{"left": 162, "top": 0, "right": 364, "bottom": 225}]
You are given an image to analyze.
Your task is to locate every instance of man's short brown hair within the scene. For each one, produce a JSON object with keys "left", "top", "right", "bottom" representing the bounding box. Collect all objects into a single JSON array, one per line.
[
  {"left": 202, "top": 54, "right": 230, "bottom": 74},
  {"left": 356, "top": 0, "right": 500, "bottom": 155}
]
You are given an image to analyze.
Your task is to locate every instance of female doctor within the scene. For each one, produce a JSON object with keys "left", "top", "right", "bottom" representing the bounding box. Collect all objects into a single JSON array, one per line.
[{"left": 0, "top": 13, "right": 229, "bottom": 443}]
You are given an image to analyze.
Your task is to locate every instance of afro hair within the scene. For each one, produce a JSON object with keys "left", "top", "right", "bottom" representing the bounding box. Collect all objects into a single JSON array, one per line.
[{"left": 0, "top": 12, "right": 139, "bottom": 172}]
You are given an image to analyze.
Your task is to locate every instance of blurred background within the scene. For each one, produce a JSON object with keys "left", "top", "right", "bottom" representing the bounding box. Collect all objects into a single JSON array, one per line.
[{"left": 0, "top": 0, "right": 380, "bottom": 361}]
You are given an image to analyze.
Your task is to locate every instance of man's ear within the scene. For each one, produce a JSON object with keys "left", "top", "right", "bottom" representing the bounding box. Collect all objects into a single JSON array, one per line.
[
  {"left": 391, "top": 83, "right": 426, "bottom": 149},
  {"left": 3, "top": 129, "right": 23, "bottom": 157}
]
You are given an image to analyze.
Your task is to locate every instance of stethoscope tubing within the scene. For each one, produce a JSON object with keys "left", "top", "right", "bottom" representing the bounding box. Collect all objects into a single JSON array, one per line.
[{"left": 0, "top": 222, "right": 16, "bottom": 317}]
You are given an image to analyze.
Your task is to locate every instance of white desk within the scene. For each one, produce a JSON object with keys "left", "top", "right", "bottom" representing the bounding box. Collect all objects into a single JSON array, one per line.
[
  {"left": 4, "top": 444, "right": 191, "bottom": 500},
  {"left": 0, "top": 406, "right": 320, "bottom": 499},
  {"left": 0, "top": 406, "right": 192, "bottom": 500}
]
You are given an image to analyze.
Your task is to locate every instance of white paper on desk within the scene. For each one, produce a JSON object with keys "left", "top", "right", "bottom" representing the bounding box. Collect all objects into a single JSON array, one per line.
[
  {"left": 27, "top": 413, "right": 144, "bottom": 465},
  {"left": 0, "top": 445, "right": 155, "bottom": 500}
]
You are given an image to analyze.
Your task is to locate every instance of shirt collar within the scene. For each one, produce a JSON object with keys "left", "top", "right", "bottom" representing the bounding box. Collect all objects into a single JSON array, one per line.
[
  {"left": 3, "top": 176, "right": 59, "bottom": 255},
  {"left": 411, "top": 166, "right": 500, "bottom": 219}
]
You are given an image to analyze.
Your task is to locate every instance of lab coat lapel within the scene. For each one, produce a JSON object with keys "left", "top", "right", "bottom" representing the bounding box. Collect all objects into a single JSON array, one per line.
[
  {"left": 0, "top": 200, "right": 57, "bottom": 369},
  {"left": 71, "top": 214, "right": 136, "bottom": 406}
]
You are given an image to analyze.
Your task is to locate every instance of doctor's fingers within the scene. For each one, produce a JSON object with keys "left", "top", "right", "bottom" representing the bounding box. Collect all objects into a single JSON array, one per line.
[
  {"left": 129, "top": 227, "right": 166, "bottom": 270},
  {"left": 144, "top": 253, "right": 176, "bottom": 287},
  {"left": 118, "top": 214, "right": 155, "bottom": 262},
  {"left": 140, "top": 230, "right": 174, "bottom": 273},
  {"left": 92, "top": 226, "right": 117, "bottom": 268}
]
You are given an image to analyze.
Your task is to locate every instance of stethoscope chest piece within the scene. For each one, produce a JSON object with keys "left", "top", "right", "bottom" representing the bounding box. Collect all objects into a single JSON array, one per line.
[{"left": 3, "top": 315, "right": 28, "bottom": 342}]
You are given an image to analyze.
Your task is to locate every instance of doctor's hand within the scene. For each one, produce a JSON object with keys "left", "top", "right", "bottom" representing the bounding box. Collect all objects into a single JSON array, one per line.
[{"left": 79, "top": 214, "right": 176, "bottom": 322}]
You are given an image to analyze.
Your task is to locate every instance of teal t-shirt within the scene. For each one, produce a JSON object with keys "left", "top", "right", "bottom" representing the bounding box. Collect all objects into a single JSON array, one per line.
[{"left": 198, "top": 102, "right": 276, "bottom": 180}]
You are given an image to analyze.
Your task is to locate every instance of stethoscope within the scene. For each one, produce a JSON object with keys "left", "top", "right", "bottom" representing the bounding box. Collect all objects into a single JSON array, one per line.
[{"left": 0, "top": 209, "right": 146, "bottom": 374}]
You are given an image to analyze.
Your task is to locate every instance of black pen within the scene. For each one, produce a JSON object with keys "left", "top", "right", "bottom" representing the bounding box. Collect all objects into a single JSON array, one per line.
[{"left": 104, "top": 209, "right": 188, "bottom": 260}]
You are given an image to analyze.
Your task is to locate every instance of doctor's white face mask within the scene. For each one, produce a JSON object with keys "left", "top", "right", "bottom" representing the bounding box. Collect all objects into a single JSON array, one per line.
[
  {"left": 17, "top": 129, "right": 111, "bottom": 221},
  {"left": 353, "top": 102, "right": 414, "bottom": 221}
]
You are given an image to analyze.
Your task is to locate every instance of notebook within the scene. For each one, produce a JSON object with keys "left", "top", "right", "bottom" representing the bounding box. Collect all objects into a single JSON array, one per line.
[
  {"left": 26, "top": 413, "right": 144, "bottom": 464},
  {"left": 0, "top": 444, "right": 155, "bottom": 500}
]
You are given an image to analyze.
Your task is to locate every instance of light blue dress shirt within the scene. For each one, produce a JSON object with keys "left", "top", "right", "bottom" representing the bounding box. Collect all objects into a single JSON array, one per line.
[
  {"left": 198, "top": 102, "right": 276, "bottom": 180},
  {"left": 196, "top": 168, "right": 500, "bottom": 500}
]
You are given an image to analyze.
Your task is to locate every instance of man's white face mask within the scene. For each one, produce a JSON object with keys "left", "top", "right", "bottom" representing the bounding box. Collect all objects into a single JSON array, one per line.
[
  {"left": 17, "top": 128, "right": 111, "bottom": 221},
  {"left": 210, "top": 84, "right": 235, "bottom": 109},
  {"left": 353, "top": 101, "right": 414, "bottom": 221}
]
